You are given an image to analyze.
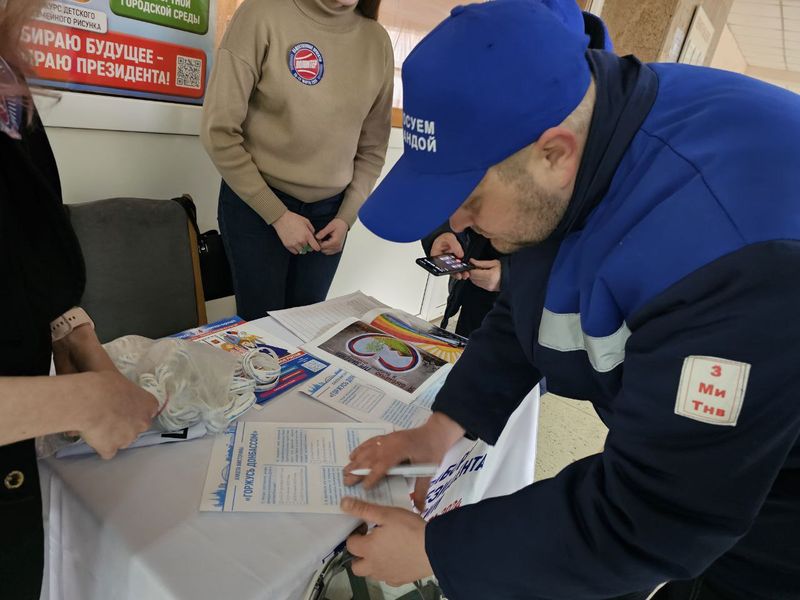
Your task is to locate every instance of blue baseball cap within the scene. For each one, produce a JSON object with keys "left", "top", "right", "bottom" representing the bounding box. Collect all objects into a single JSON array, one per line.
[
  {"left": 540, "top": 0, "right": 585, "bottom": 34},
  {"left": 359, "top": 0, "right": 591, "bottom": 243}
]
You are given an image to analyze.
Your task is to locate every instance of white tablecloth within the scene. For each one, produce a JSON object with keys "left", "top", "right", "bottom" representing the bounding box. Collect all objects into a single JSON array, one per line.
[{"left": 40, "top": 317, "right": 539, "bottom": 600}]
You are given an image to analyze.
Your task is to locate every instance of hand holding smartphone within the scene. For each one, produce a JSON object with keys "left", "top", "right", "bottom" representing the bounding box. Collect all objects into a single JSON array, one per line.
[{"left": 416, "top": 253, "right": 474, "bottom": 276}]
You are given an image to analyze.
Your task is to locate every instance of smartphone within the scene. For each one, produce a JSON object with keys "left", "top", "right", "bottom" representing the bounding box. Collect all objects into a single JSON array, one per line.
[{"left": 416, "top": 253, "right": 474, "bottom": 276}]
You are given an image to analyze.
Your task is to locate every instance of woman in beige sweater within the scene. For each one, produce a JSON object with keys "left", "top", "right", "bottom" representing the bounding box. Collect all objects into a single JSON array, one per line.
[{"left": 202, "top": 0, "right": 393, "bottom": 318}]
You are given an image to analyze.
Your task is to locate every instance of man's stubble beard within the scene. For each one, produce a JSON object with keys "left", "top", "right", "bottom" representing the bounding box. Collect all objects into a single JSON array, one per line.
[{"left": 488, "top": 186, "right": 570, "bottom": 254}]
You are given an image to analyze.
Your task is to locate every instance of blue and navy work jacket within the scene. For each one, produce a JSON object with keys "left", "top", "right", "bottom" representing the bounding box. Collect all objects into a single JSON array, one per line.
[{"left": 426, "top": 51, "right": 800, "bottom": 600}]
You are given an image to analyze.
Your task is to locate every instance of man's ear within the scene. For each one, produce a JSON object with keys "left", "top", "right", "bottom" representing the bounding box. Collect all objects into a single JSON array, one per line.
[{"left": 535, "top": 126, "right": 581, "bottom": 190}]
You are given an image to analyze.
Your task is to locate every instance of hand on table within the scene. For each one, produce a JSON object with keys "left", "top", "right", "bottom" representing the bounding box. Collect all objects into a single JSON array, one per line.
[
  {"left": 52, "top": 319, "right": 156, "bottom": 453},
  {"left": 430, "top": 233, "right": 470, "bottom": 281},
  {"left": 273, "top": 211, "right": 322, "bottom": 255},
  {"left": 468, "top": 258, "right": 502, "bottom": 292},
  {"left": 315, "top": 218, "right": 348, "bottom": 255},
  {"left": 343, "top": 412, "right": 465, "bottom": 510},
  {"left": 77, "top": 371, "right": 158, "bottom": 459},
  {"left": 342, "top": 497, "right": 433, "bottom": 587}
]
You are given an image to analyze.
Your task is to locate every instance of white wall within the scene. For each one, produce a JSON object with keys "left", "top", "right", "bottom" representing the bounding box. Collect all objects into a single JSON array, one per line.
[
  {"left": 708, "top": 26, "right": 800, "bottom": 96},
  {"left": 46, "top": 126, "right": 223, "bottom": 228},
  {"left": 328, "top": 128, "right": 442, "bottom": 316},
  {"left": 710, "top": 24, "right": 747, "bottom": 73},
  {"left": 38, "top": 95, "right": 446, "bottom": 322}
]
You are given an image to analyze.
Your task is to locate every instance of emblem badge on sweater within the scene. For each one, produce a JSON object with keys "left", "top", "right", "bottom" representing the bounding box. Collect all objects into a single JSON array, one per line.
[{"left": 288, "top": 42, "right": 324, "bottom": 86}]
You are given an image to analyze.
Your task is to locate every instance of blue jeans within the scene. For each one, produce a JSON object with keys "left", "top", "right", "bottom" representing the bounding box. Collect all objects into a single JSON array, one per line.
[{"left": 218, "top": 181, "right": 345, "bottom": 320}]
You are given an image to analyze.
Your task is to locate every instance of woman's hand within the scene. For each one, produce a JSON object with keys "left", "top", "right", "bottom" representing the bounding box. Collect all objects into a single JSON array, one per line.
[
  {"left": 77, "top": 371, "right": 159, "bottom": 459},
  {"left": 50, "top": 322, "right": 156, "bottom": 457},
  {"left": 53, "top": 322, "right": 116, "bottom": 375},
  {"left": 272, "top": 211, "right": 322, "bottom": 255},
  {"left": 315, "top": 218, "right": 349, "bottom": 255}
]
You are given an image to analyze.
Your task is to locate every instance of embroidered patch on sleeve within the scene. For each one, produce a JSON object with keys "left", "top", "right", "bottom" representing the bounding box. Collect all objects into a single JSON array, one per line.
[{"left": 674, "top": 356, "right": 751, "bottom": 426}]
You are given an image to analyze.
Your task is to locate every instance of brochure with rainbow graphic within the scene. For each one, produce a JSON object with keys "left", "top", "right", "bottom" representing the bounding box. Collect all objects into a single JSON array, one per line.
[{"left": 301, "top": 307, "right": 466, "bottom": 408}]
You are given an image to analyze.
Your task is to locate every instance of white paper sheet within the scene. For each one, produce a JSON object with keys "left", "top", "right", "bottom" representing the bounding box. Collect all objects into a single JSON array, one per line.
[
  {"left": 54, "top": 423, "right": 208, "bottom": 458},
  {"left": 303, "top": 368, "right": 432, "bottom": 430},
  {"left": 268, "top": 291, "right": 387, "bottom": 343},
  {"left": 200, "top": 422, "right": 409, "bottom": 513}
]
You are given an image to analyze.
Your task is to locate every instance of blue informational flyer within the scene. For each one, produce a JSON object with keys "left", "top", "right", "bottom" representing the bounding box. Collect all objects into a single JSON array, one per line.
[{"left": 173, "top": 317, "right": 330, "bottom": 405}]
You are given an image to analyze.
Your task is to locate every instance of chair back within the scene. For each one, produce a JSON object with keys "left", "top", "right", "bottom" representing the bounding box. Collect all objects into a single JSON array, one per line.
[{"left": 68, "top": 197, "right": 207, "bottom": 343}]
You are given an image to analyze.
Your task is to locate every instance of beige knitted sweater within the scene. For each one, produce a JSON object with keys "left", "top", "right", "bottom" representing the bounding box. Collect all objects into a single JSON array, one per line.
[{"left": 201, "top": 0, "right": 393, "bottom": 226}]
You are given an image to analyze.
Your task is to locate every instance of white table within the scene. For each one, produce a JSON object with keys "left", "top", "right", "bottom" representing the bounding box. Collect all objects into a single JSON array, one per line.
[
  {"left": 42, "top": 318, "right": 364, "bottom": 600},
  {"left": 40, "top": 317, "right": 539, "bottom": 600}
]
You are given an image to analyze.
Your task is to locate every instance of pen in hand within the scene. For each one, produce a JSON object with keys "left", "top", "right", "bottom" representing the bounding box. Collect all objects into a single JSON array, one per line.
[{"left": 347, "top": 464, "right": 440, "bottom": 478}]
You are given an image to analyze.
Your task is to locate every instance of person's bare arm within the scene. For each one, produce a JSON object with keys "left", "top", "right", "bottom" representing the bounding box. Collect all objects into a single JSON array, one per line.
[{"left": 0, "top": 371, "right": 157, "bottom": 459}]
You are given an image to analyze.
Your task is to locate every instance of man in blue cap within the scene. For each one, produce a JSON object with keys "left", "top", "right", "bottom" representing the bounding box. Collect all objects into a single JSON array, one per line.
[
  {"left": 340, "top": 1, "right": 800, "bottom": 599},
  {"left": 422, "top": 0, "right": 613, "bottom": 338}
]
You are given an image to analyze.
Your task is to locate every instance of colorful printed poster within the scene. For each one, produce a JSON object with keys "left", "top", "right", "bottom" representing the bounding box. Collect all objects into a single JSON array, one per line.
[
  {"left": 363, "top": 308, "right": 467, "bottom": 364},
  {"left": 109, "top": 0, "right": 209, "bottom": 35},
  {"left": 171, "top": 316, "right": 245, "bottom": 341},
  {"left": 302, "top": 317, "right": 452, "bottom": 406},
  {"left": 23, "top": 0, "right": 214, "bottom": 104},
  {"left": 309, "top": 319, "right": 448, "bottom": 395}
]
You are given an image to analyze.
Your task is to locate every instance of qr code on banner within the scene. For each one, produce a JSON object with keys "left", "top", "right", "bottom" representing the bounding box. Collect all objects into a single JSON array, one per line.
[{"left": 176, "top": 55, "right": 202, "bottom": 90}]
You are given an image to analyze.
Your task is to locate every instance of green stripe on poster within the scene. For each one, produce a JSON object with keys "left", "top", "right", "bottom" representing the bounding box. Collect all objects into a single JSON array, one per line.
[{"left": 109, "top": 0, "right": 209, "bottom": 35}]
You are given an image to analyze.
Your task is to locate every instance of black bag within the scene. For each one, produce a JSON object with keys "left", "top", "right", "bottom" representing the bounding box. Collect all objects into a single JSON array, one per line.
[{"left": 171, "top": 194, "right": 234, "bottom": 301}]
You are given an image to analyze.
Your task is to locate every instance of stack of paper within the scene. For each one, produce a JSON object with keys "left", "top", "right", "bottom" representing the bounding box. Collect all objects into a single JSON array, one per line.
[{"left": 268, "top": 291, "right": 387, "bottom": 342}]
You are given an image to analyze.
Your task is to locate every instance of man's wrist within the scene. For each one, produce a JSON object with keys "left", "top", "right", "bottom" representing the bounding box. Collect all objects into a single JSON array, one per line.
[{"left": 426, "top": 411, "right": 466, "bottom": 447}]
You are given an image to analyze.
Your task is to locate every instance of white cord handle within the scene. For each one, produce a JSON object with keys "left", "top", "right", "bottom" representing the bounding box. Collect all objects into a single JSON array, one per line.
[{"left": 241, "top": 348, "right": 281, "bottom": 392}]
